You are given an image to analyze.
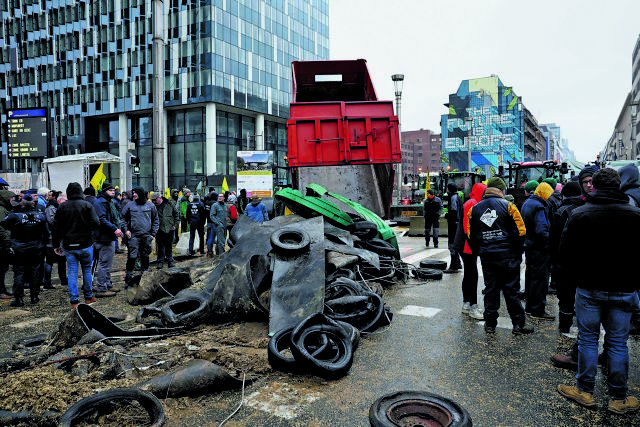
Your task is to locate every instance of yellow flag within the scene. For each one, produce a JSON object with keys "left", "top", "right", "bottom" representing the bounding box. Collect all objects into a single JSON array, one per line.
[
  {"left": 221, "top": 176, "right": 229, "bottom": 193},
  {"left": 90, "top": 163, "right": 107, "bottom": 191},
  {"left": 164, "top": 187, "right": 171, "bottom": 199}
]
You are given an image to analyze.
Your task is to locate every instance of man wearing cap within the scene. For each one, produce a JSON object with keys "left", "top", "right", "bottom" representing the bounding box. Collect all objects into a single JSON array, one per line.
[
  {"left": 423, "top": 189, "right": 443, "bottom": 248},
  {"left": 121, "top": 186, "right": 159, "bottom": 281},
  {"left": 467, "top": 177, "right": 533, "bottom": 335},
  {"left": 520, "top": 181, "right": 555, "bottom": 321},
  {"left": 92, "top": 182, "right": 124, "bottom": 297},
  {"left": 557, "top": 168, "right": 640, "bottom": 414},
  {"left": 1, "top": 194, "right": 49, "bottom": 306},
  {"left": 51, "top": 182, "right": 100, "bottom": 309},
  {"left": 152, "top": 192, "right": 179, "bottom": 268}
]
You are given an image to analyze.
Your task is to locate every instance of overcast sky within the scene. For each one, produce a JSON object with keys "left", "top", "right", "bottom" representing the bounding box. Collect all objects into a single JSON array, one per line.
[{"left": 329, "top": 0, "right": 640, "bottom": 163}]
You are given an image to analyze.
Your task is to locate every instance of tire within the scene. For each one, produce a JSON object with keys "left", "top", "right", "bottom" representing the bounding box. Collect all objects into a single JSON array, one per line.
[
  {"left": 369, "top": 390, "right": 472, "bottom": 427},
  {"left": 270, "top": 229, "right": 311, "bottom": 256},
  {"left": 357, "top": 292, "right": 386, "bottom": 334},
  {"left": 361, "top": 239, "right": 397, "bottom": 257},
  {"left": 414, "top": 267, "right": 443, "bottom": 280},
  {"left": 326, "top": 268, "right": 356, "bottom": 284},
  {"left": 59, "top": 388, "right": 166, "bottom": 427},
  {"left": 347, "top": 221, "right": 378, "bottom": 240},
  {"left": 267, "top": 327, "right": 300, "bottom": 374},
  {"left": 419, "top": 259, "right": 448, "bottom": 271},
  {"left": 290, "top": 324, "right": 353, "bottom": 380},
  {"left": 334, "top": 320, "right": 360, "bottom": 351}
]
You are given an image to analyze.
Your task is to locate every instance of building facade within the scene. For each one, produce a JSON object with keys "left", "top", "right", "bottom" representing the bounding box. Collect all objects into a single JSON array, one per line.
[
  {"left": 401, "top": 128, "right": 441, "bottom": 177},
  {"left": 632, "top": 33, "right": 640, "bottom": 158},
  {"left": 0, "top": 0, "right": 329, "bottom": 193}
]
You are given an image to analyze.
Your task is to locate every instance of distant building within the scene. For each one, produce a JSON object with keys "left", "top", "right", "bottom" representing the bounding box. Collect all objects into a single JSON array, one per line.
[
  {"left": 632, "top": 34, "right": 640, "bottom": 158},
  {"left": 401, "top": 129, "right": 441, "bottom": 177},
  {"left": 441, "top": 75, "right": 548, "bottom": 176}
]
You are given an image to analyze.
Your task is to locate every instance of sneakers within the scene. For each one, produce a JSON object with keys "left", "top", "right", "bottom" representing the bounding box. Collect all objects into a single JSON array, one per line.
[
  {"left": 468, "top": 305, "right": 484, "bottom": 320},
  {"left": 84, "top": 296, "right": 97, "bottom": 305},
  {"left": 557, "top": 384, "right": 596, "bottom": 408},
  {"left": 484, "top": 325, "right": 496, "bottom": 334},
  {"left": 529, "top": 310, "right": 555, "bottom": 321},
  {"left": 550, "top": 354, "right": 578, "bottom": 371},
  {"left": 608, "top": 396, "right": 640, "bottom": 414},
  {"left": 512, "top": 321, "right": 534, "bottom": 335},
  {"left": 461, "top": 302, "right": 471, "bottom": 313},
  {"left": 95, "top": 290, "right": 117, "bottom": 298},
  {"left": 0, "top": 292, "right": 13, "bottom": 300}
]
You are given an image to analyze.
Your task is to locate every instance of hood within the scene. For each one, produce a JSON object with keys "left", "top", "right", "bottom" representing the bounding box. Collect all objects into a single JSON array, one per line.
[
  {"left": 0, "top": 189, "right": 16, "bottom": 209},
  {"left": 618, "top": 164, "right": 640, "bottom": 191},
  {"left": 66, "top": 182, "right": 84, "bottom": 200},
  {"left": 534, "top": 182, "right": 554, "bottom": 202},
  {"left": 132, "top": 186, "right": 147, "bottom": 204},
  {"left": 469, "top": 183, "right": 487, "bottom": 202}
]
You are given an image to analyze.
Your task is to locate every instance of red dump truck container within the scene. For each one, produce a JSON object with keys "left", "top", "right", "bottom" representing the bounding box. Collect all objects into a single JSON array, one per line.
[{"left": 287, "top": 59, "right": 401, "bottom": 167}]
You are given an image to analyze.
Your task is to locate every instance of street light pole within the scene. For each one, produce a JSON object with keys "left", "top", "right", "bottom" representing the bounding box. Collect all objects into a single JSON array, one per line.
[{"left": 392, "top": 74, "right": 404, "bottom": 203}]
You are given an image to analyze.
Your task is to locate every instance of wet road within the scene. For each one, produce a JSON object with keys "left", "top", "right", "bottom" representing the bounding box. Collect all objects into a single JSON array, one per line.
[{"left": 181, "top": 228, "right": 640, "bottom": 427}]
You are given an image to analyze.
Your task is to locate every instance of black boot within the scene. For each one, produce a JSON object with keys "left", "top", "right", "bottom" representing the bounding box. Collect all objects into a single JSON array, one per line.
[
  {"left": 10, "top": 297, "right": 25, "bottom": 307},
  {"left": 31, "top": 295, "right": 40, "bottom": 304},
  {"left": 558, "top": 312, "right": 573, "bottom": 334}
]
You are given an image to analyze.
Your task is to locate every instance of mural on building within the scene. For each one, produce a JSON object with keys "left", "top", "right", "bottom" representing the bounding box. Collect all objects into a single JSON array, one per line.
[{"left": 441, "top": 76, "right": 524, "bottom": 175}]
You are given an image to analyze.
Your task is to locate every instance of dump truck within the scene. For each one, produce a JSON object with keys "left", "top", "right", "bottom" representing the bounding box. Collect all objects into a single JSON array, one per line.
[{"left": 286, "top": 59, "right": 401, "bottom": 218}]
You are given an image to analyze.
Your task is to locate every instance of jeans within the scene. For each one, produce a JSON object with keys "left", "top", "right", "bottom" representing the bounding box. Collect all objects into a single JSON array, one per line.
[
  {"left": 65, "top": 246, "right": 94, "bottom": 303},
  {"left": 480, "top": 257, "right": 526, "bottom": 328},
  {"left": 94, "top": 241, "right": 115, "bottom": 292},
  {"left": 524, "top": 247, "right": 550, "bottom": 315},
  {"left": 206, "top": 223, "right": 215, "bottom": 254},
  {"left": 575, "top": 288, "right": 639, "bottom": 399}
]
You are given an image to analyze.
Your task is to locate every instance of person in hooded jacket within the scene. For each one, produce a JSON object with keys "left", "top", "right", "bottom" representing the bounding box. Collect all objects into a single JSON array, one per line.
[
  {"left": 0, "top": 186, "right": 16, "bottom": 299},
  {"left": 1, "top": 195, "right": 49, "bottom": 307},
  {"left": 244, "top": 195, "right": 268, "bottom": 223},
  {"left": 42, "top": 192, "right": 68, "bottom": 291},
  {"left": 152, "top": 192, "right": 179, "bottom": 268},
  {"left": 92, "top": 182, "right": 124, "bottom": 297},
  {"left": 520, "top": 181, "right": 555, "bottom": 320},
  {"left": 226, "top": 194, "right": 239, "bottom": 233},
  {"left": 186, "top": 194, "right": 205, "bottom": 256},
  {"left": 170, "top": 188, "right": 180, "bottom": 243},
  {"left": 236, "top": 189, "right": 249, "bottom": 215},
  {"left": 121, "top": 186, "right": 159, "bottom": 281},
  {"left": 453, "top": 182, "right": 486, "bottom": 320},
  {"left": 618, "top": 163, "right": 640, "bottom": 206}
]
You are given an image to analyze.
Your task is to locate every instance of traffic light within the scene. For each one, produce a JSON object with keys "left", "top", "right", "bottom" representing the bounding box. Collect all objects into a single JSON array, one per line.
[{"left": 130, "top": 155, "right": 140, "bottom": 175}]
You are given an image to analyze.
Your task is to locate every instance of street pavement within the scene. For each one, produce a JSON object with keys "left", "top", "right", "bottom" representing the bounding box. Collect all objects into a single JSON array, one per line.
[{"left": 180, "top": 227, "right": 640, "bottom": 427}]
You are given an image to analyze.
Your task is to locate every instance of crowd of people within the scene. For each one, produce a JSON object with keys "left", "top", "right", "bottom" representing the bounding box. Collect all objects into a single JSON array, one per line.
[
  {"left": 0, "top": 180, "right": 270, "bottom": 311},
  {"left": 434, "top": 163, "right": 640, "bottom": 415}
]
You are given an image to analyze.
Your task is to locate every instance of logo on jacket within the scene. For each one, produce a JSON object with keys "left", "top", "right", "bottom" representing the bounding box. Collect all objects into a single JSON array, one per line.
[{"left": 479, "top": 208, "right": 498, "bottom": 227}]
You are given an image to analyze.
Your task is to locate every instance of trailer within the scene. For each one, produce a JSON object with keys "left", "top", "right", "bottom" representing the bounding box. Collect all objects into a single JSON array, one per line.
[{"left": 42, "top": 152, "right": 122, "bottom": 191}]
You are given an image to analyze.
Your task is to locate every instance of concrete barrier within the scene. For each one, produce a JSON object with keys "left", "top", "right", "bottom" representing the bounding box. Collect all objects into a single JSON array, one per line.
[{"left": 408, "top": 216, "right": 449, "bottom": 237}]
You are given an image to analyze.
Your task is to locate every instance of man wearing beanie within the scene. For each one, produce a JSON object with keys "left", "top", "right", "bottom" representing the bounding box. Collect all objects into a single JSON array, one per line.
[
  {"left": 92, "top": 182, "right": 124, "bottom": 297},
  {"left": 520, "top": 181, "right": 555, "bottom": 321},
  {"left": 557, "top": 168, "right": 640, "bottom": 414},
  {"left": 423, "top": 189, "right": 443, "bottom": 248},
  {"left": 578, "top": 165, "right": 598, "bottom": 198},
  {"left": 468, "top": 177, "right": 533, "bottom": 335},
  {"left": 121, "top": 186, "right": 159, "bottom": 282}
]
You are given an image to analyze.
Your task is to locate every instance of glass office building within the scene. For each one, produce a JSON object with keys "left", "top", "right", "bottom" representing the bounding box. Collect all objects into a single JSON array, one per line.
[{"left": 0, "top": 0, "right": 329, "bottom": 192}]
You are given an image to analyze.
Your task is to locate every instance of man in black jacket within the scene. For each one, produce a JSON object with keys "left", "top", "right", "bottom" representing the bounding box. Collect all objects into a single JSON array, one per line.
[
  {"left": 92, "top": 182, "right": 123, "bottom": 297},
  {"left": 444, "top": 183, "right": 462, "bottom": 273},
  {"left": 1, "top": 194, "right": 49, "bottom": 307},
  {"left": 52, "top": 182, "right": 100, "bottom": 309},
  {"left": 186, "top": 194, "right": 206, "bottom": 256},
  {"left": 423, "top": 189, "right": 443, "bottom": 248},
  {"left": 152, "top": 192, "right": 179, "bottom": 268},
  {"left": 557, "top": 168, "right": 640, "bottom": 414}
]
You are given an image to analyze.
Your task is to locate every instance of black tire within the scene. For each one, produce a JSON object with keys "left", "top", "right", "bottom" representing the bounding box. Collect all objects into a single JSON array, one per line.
[
  {"left": 267, "top": 327, "right": 300, "bottom": 374},
  {"left": 334, "top": 320, "right": 360, "bottom": 351},
  {"left": 347, "top": 221, "right": 378, "bottom": 240},
  {"left": 59, "top": 388, "right": 166, "bottom": 427},
  {"left": 325, "top": 277, "right": 367, "bottom": 299},
  {"left": 369, "top": 390, "right": 472, "bottom": 427},
  {"left": 414, "top": 267, "right": 443, "bottom": 280},
  {"left": 270, "top": 229, "right": 311, "bottom": 256},
  {"left": 290, "top": 324, "right": 353, "bottom": 380},
  {"left": 419, "top": 259, "right": 448, "bottom": 271},
  {"left": 357, "top": 292, "right": 386, "bottom": 334},
  {"left": 326, "top": 268, "right": 356, "bottom": 284},
  {"left": 361, "top": 238, "right": 397, "bottom": 257}
]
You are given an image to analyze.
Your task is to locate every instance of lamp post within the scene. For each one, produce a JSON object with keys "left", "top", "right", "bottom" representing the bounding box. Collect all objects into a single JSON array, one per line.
[{"left": 392, "top": 74, "right": 404, "bottom": 203}]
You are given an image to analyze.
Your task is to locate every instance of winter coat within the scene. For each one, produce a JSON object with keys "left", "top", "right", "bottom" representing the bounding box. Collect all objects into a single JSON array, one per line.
[
  {"left": 446, "top": 192, "right": 462, "bottom": 224},
  {"left": 51, "top": 182, "right": 100, "bottom": 250},
  {"left": 467, "top": 187, "right": 526, "bottom": 261},
  {"left": 244, "top": 201, "right": 268, "bottom": 222},
  {"left": 186, "top": 197, "right": 206, "bottom": 226},
  {"left": 423, "top": 196, "right": 443, "bottom": 220},
  {"left": 93, "top": 192, "right": 122, "bottom": 243},
  {"left": 0, "top": 189, "right": 16, "bottom": 250},
  {"left": 204, "top": 196, "right": 216, "bottom": 224},
  {"left": 453, "top": 183, "right": 486, "bottom": 255},
  {"left": 549, "top": 195, "right": 585, "bottom": 261},
  {"left": 156, "top": 198, "right": 180, "bottom": 234},
  {"left": 44, "top": 198, "right": 59, "bottom": 247},
  {"left": 559, "top": 188, "right": 640, "bottom": 293},
  {"left": 619, "top": 163, "right": 640, "bottom": 206},
  {"left": 179, "top": 195, "right": 190, "bottom": 219},
  {"left": 237, "top": 196, "right": 249, "bottom": 215},
  {"left": 1, "top": 205, "right": 49, "bottom": 255},
  {"left": 121, "top": 199, "right": 159, "bottom": 237},
  {"left": 546, "top": 191, "right": 562, "bottom": 226},
  {"left": 210, "top": 201, "right": 227, "bottom": 227},
  {"left": 226, "top": 201, "right": 238, "bottom": 227},
  {"left": 519, "top": 182, "right": 553, "bottom": 250}
]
